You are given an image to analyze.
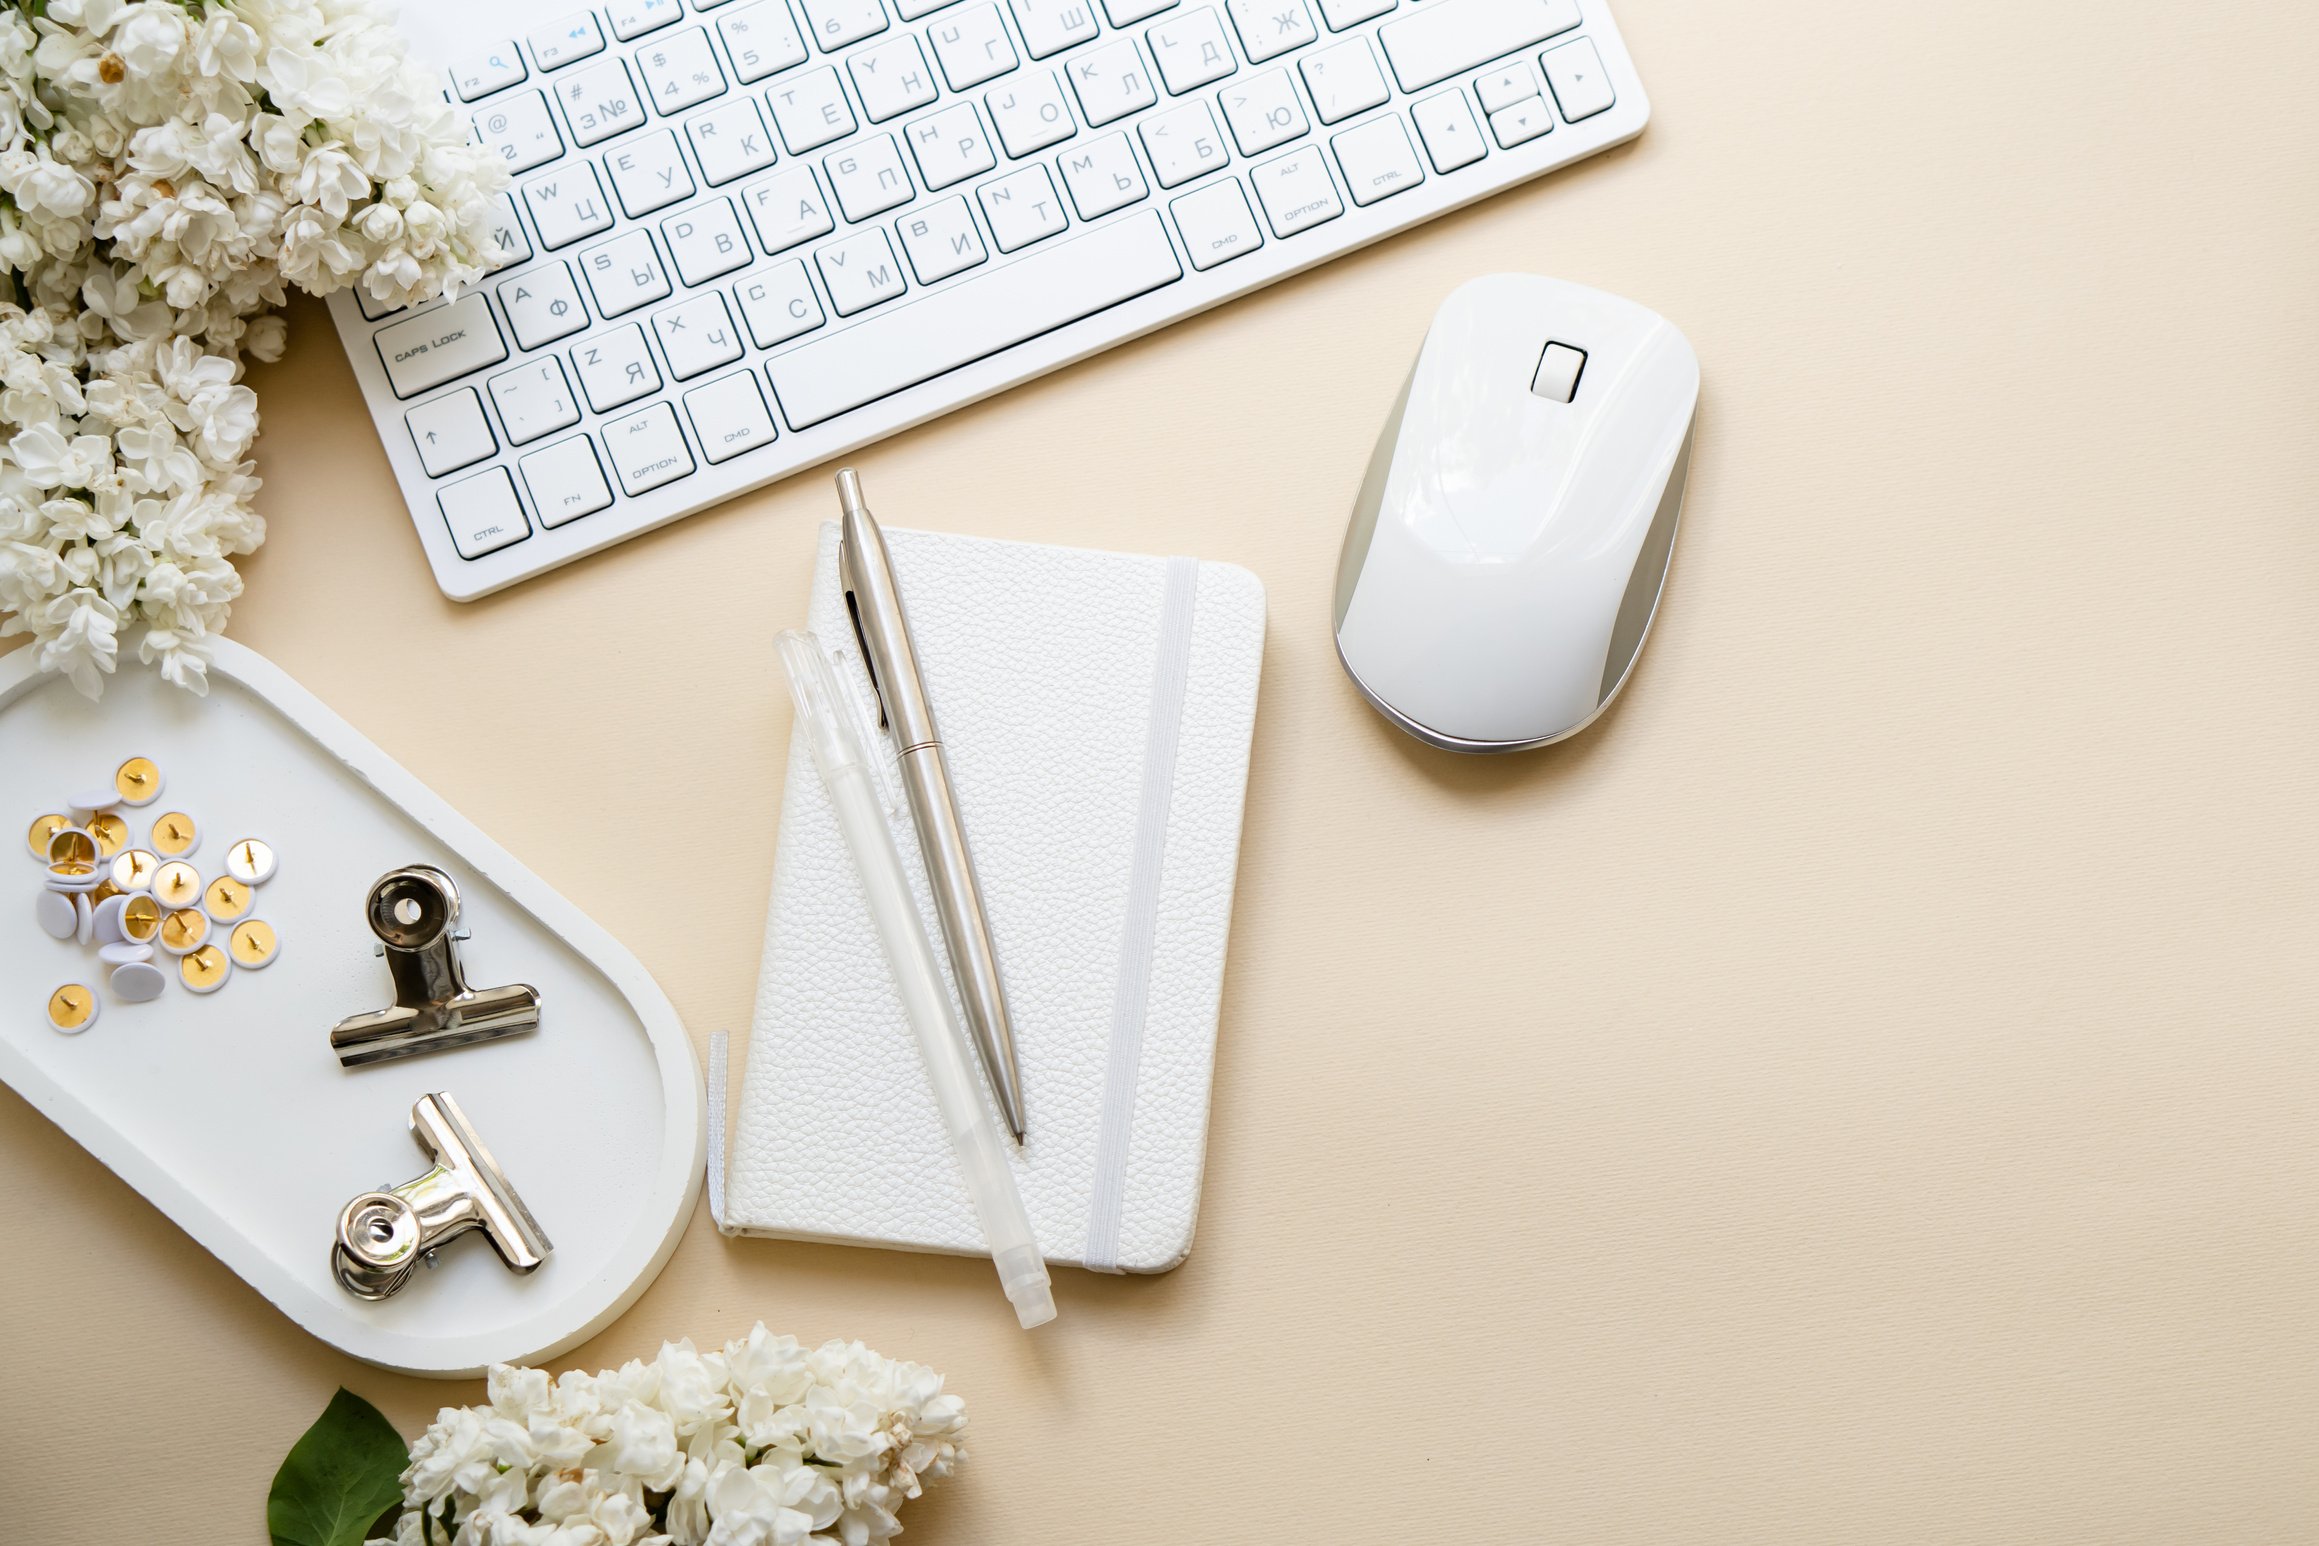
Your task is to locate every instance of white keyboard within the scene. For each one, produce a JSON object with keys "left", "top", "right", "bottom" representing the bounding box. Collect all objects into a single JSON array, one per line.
[{"left": 331, "top": 0, "right": 1649, "bottom": 598}]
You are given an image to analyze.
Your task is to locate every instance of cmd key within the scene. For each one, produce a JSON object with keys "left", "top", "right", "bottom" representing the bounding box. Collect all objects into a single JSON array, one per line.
[{"left": 1377, "top": 0, "right": 1577, "bottom": 92}]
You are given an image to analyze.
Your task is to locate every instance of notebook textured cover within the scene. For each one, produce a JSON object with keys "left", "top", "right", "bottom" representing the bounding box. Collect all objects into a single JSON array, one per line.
[{"left": 726, "top": 523, "right": 1266, "bottom": 1272}]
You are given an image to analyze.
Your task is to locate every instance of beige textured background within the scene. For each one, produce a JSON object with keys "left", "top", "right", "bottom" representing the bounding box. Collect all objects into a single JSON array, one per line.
[{"left": 5, "top": 1, "right": 2317, "bottom": 1538}]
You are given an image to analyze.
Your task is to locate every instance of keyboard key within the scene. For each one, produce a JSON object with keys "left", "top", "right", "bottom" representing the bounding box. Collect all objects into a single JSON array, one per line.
[
  {"left": 850, "top": 35, "right": 939, "bottom": 121},
  {"left": 405, "top": 389, "right": 496, "bottom": 476},
  {"left": 1300, "top": 38, "right": 1386, "bottom": 122},
  {"left": 768, "top": 67, "right": 858, "bottom": 152},
  {"left": 579, "top": 229, "right": 673, "bottom": 315},
  {"left": 907, "top": 102, "right": 998, "bottom": 189},
  {"left": 1219, "top": 67, "right": 1307, "bottom": 154},
  {"left": 767, "top": 208, "right": 1180, "bottom": 427},
  {"left": 1104, "top": 0, "right": 1175, "bottom": 20},
  {"left": 741, "top": 166, "right": 837, "bottom": 252},
  {"left": 1169, "top": 174, "right": 1261, "bottom": 267},
  {"left": 1139, "top": 99, "right": 1229, "bottom": 186},
  {"left": 719, "top": 1, "right": 811, "bottom": 81},
  {"left": 898, "top": 0, "right": 965, "bottom": 17},
  {"left": 608, "top": 0, "right": 684, "bottom": 40},
  {"left": 1487, "top": 94, "right": 1550, "bottom": 147},
  {"left": 473, "top": 91, "right": 562, "bottom": 174},
  {"left": 652, "top": 292, "right": 747, "bottom": 377},
  {"left": 606, "top": 129, "right": 697, "bottom": 216},
  {"left": 1057, "top": 131, "right": 1148, "bottom": 217},
  {"left": 1474, "top": 62, "right": 1535, "bottom": 113},
  {"left": 1541, "top": 37, "right": 1612, "bottom": 121},
  {"left": 571, "top": 324, "right": 663, "bottom": 411},
  {"left": 554, "top": 57, "right": 648, "bottom": 147},
  {"left": 440, "top": 467, "right": 531, "bottom": 558},
  {"left": 816, "top": 228, "right": 910, "bottom": 313},
  {"left": 930, "top": 4, "right": 1019, "bottom": 90},
  {"left": 824, "top": 134, "right": 915, "bottom": 221},
  {"left": 602, "top": 401, "right": 697, "bottom": 494},
  {"left": 453, "top": 40, "right": 527, "bottom": 100},
  {"left": 375, "top": 295, "right": 508, "bottom": 398},
  {"left": 636, "top": 27, "right": 728, "bottom": 113},
  {"left": 1331, "top": 112, "right": 1422, "bottom": 203},
  {"left": 485, "top": 194, "right": 533, "bottom": 266},
  {"left": 1315, "top": 0, "right": 1390, "bottom": 26},
  {"left": 530, "top": 10, "right": 606, "bottom": 70},
  {"left": 1067, "top": 39, "right": 1157, "bottom": 126},
  {"left": 800, "top": 0, "right": 889, "bottom": 50},
  {"left": 978, "top": 164, "right": 1068, "bottom": 250},
  {"left": 1147, "top": 8, "right": 1236, "bottom": 94},
  {"left": 520, "top": 434, "right": 615, "bottom": 528},
  {"left": 733, "top": 261, "right": 826, "bottom": 347},
  {"left": 897, "top": 195, "right": 989, "bottom": 281},
  {"left": 488, "top": 356, "right": 583, "bottom": 444},
  {"left": 682, "top": 371, "right": 780, "bottom": 462},
  {"left": 1226, "top": 0, "right": 1315, "bottom": 62},
  {"left": 498, "top": 261, "right": 591, "bottom": 349},
  {"left": 689, "top": 98, "right": 779, "bottom": 184},
  {"left": 1411, "top": 87, "right": 1485, "bottom": 171},
  {"left": 1249, "top": 142, "right": 1340, "bottom": 234},
  {"left": 1008, "top": 0, "right": 1098, "bottom": 58},
  {"left": 986, "top": 71, "right": 1075, "bottom": 157},
  {"left": 523, "top": 162, "right": 616, "bottom": 247},
  {"left": 1376, "top": 0, "right": 1576, "bottom": 92},
  {"left": 662, "top": 199, "right": 753, "bottom": 285}
]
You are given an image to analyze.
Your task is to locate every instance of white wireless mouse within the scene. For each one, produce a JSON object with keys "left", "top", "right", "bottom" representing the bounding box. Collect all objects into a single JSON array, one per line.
[{"left": 1333, "top": 274, "right": 1700, "bottom": 752}]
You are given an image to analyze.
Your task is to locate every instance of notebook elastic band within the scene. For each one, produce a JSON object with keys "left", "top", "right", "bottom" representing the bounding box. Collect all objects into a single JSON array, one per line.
[{"left": 1084, "top": 557, "right": 1201, "bottom": 1272}]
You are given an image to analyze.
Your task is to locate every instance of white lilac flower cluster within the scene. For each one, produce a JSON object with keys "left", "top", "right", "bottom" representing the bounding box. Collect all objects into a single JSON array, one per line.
[
  {"left": 0, "top": 0, "right": 507, "bottom": 695},
  {"left": 371, "top": 1326, "right": 970, "bottom": 1546}
]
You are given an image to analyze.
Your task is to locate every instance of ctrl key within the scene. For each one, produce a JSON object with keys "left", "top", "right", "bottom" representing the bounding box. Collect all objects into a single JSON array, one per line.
[{"left": 437, "top": 466, "right": 532, "bottom": 558}]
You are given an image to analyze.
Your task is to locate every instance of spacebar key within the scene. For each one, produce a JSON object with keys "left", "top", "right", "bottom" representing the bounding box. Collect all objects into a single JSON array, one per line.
[
  {"left": 766, "top": 211, "right": 1183, "bottom": 430},
  {"left": 1378, "top": 0, "right": 1579, "bottom": 92}
]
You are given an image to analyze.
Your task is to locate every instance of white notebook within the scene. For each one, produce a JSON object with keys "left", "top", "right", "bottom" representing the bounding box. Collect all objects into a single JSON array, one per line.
[{"left": 722, "top": 523, "right": 1266, "bottom": 1272}]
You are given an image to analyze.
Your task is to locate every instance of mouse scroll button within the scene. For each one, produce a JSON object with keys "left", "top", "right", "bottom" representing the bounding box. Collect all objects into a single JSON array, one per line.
[{"left": 1530, "top": 341, "right": 1585, "bottom": 402}]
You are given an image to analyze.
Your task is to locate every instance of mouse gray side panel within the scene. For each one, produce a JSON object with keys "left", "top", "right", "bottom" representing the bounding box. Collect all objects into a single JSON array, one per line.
[
  {"left": 1596, "top": 418, "right": 1694, "bottom": 709},
  {"left": 1333, "top": 363, "right": 1418, "bottom": 632}
]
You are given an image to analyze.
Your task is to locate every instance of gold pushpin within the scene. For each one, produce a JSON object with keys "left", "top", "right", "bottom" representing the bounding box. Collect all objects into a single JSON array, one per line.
[
  {"left": 121, "top": 895, "right": 162, "bottom": 943},
  {"left": 229, "top": 918, "right": 279, "bottom": 970},
  {"left": 151, "top": 811, "right": 198, "bottom": 857},
  {"left": 159, "top": 908, "right": 209, "bottom": 955},
  {"left": 46, "top": 984, "right": 100, "bottom": 1034},
  {"left": 47, "top": 827, "right": 97, "bottom": 868},
  {"left": 179, "top": 945, "right": 231, "bottom": 994},
  {"left": 203, "top": 875, "right": 253, "bottom": 922},
  {"left": 224, "top": 837, "right": 278, "bottom": 886},
  {"left": 113, "top": 756, "right": 163, "bottom": 806},
  {"left": 153, "top": 861, "right": 201, "bottom": 909},
  {"left": 88, "top": 879, "right": 123, "bottom": 907},
  {"left": 26, "top": 814, "right": 71, "bottom": 860},
  {"left": 85, "top": 811, "right": 129, "bottom": 858},
  {"left": 111, "top": 848, "right": 159, "bottom": 892}
]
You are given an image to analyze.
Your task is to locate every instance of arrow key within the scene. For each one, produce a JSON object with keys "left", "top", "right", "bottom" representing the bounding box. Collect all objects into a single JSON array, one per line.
[
  {"left": 1487, "top": 94, "right": 1551, "bottom": 148},
  {"left": 405, "top": 388, "right": 498, "bottom": 477},
  {"left": 1540, "top": 36, "right": 1612, "bottom": 122}
]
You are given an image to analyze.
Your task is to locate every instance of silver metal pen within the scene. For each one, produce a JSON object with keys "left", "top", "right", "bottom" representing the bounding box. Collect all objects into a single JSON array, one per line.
[{"left": 834, "top": 469, "right": 1028, "bottom": 1141}]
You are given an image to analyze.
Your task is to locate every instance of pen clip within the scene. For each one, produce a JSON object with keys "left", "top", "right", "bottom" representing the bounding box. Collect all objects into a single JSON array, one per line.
[{"left": 838, "top": 527, "right": 890, "bottom": 734}]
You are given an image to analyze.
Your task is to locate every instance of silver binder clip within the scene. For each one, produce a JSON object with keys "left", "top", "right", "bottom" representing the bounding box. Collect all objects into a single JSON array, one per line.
[
  {"left": 330, "top": 865, "right": 540, "bottom": 1067},
  {"left": 333, "top": 1091, "right": 552, "bottom": 1300}
]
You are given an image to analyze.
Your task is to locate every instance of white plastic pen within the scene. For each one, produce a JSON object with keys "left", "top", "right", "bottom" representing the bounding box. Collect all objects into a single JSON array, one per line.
[{"left": 776, "top": 629, "right": 1057, "bottom": 1329}]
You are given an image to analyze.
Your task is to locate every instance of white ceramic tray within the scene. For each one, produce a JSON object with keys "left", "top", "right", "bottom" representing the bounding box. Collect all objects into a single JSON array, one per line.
[{"left": 0, "top": 639, "right": 702, "bottom": 1376}]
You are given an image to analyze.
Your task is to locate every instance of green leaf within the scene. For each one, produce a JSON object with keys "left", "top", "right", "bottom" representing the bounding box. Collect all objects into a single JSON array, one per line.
[{"left": 267, "top": 1388, "right": 410, "bottom": 1546}]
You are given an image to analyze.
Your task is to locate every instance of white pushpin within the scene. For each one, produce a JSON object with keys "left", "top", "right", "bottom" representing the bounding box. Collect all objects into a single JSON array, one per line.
[
  {"left": 46, "top": 985, "right": 101, "bottom": 1034},
  {"left": 109, "top": 961, "right": 167, "bottom": 1003},
  {"left": 70, "top": 789, "right": 119, "bottom": 817},
  {"left": 34, "top": 891, "right": 77, "bottom": 940},
  {"left": 99, "top": 941, "right": 155, "bottom": 966},
  {"left": 224, "top": 837, "right": 278, "bottom": 886},
  {"left": 75, "top": 893, "right": 94, "bottom": 947},
  {"left": 93, "top": 893, "right": 129, "bottom": 945}
]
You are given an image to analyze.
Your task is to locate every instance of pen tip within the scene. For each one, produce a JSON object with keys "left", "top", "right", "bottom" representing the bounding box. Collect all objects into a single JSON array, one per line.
[{"left": 834, "top": 467, "right": 867, "bottom": 516}]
